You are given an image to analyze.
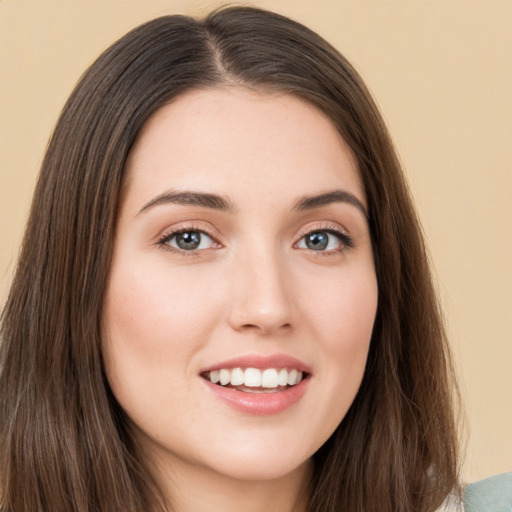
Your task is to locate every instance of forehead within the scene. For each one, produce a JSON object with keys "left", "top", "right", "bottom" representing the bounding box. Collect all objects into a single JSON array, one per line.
[{"left": 122, "top": 87, "right": 365, "bottom": 209}]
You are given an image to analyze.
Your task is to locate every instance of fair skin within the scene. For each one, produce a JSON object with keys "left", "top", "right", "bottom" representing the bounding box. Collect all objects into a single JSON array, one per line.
[{"left": 102, "top": 87, "right": 378, "bottom": 512}]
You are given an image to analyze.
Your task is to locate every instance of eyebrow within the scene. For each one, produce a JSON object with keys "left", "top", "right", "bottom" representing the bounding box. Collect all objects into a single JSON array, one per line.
[
  {"left": 137, "top": 188, "right": 368, "bottom": 219},
  {"left": 138, "top": 190, "right": 235, "bottom": 215},
  {"left": 292, "top": 190, "right": 368, "bottom": 219}
]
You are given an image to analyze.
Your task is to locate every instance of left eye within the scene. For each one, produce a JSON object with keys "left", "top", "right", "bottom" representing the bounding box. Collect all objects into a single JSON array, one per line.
[
  {"left": 297, "top": 231, "right": 342, "bottom": 251},
  {"left": 164, "top": 230, "right": 214, "bottom": 251}
]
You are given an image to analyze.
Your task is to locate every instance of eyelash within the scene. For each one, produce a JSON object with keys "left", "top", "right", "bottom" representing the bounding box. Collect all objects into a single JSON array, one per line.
[
  {"left": 295, "top": 224, "right": 354, "bottom": 256},
  {"left": 156, "top": 225, "right": 217, "bottom": 255},
  {"left": 156, "top": 224, "right": 354, "bottom": 256}
]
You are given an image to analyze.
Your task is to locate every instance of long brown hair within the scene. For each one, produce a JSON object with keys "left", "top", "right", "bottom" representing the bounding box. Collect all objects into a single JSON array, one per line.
[{"left": 0, "top": 6, "right": 461, "bottom": 511}]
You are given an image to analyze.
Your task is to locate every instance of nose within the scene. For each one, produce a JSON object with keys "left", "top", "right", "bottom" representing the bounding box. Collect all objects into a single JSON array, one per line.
[{"left": 227, "top": 248, "right": 294, "bottom": 335}]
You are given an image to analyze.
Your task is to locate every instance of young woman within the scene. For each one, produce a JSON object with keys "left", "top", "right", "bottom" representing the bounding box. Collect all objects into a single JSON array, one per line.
[{"left": 3, "top": 5, "right": 507, "bottom": 512}]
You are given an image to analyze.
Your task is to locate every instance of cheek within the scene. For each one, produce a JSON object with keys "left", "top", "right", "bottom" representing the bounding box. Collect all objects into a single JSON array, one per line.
[
  {"left": 100, "top": 261, "right": 225, "bottom": 415},
  {"left": 302, "top": 264, "right": 377, "bottom": 406},
  {"left": 103, "top": 261, "right": 222, "bottom": 357},
  {"left": 280, "top": 264, "right": 378, "bottom": 454},
  {"left": 307, "top": 265, "right": 378, "bottom": 352},
  {"left": 101, "top": 262, "right": 220, "bottom": 425}
]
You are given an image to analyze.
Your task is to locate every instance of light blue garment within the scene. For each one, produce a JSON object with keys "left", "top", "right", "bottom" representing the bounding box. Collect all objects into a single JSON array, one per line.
[{"left": 464, "top": 472, "right": 512, "bottom": 512}]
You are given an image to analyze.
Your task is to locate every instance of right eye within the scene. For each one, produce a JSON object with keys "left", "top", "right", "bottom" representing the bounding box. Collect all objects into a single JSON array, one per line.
[
  {"left": 297, "top": 230, "right": 343, "bottom": 252},
  {"left": 159, "top": 230, "right": 216, "bottom": 252}
]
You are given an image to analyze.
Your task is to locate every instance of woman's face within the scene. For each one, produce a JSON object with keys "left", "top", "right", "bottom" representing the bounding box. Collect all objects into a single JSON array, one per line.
[{"left": 102, "top": 87, "right": 378, "bottom": 484}]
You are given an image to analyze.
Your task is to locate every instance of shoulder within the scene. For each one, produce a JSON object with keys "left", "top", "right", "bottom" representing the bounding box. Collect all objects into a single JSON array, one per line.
[{"left": 463, "top": 472, "right": 512, "bottom": 512}]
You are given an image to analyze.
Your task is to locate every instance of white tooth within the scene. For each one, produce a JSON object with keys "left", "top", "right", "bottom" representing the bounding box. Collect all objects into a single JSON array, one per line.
[
  {"left": 244, "top": 368, "right": 262, "bottom": 387},
  {"left": 277, "top": 368, "right": 289, "bottom": 386},
  {"left": 209, "top": 370, "right": 220, "bottom": 384},
  {"left": 262, "top": 368, "right": 278, "bottom": 388},
  {"left": 287, "top": 369, "right": 298, "bottom": 385},
  {"left": 295, "top": 371, "right": 303, "bottom": 385},
  {"left": 219, "top": 369, "right": 231, "bottom": 386},
  {"left": 230, "top": 368, "right": 244, "bottom": 386}
]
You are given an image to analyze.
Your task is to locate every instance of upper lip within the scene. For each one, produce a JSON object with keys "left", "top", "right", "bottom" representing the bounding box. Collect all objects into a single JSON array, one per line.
[{"left": 200, "top": 354, "right": 312, "bottom": 374}]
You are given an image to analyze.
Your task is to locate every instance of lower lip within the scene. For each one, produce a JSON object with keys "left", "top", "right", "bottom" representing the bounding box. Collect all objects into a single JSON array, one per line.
[{"left": 202, "top": 377, "right": 309, "bottom": 415}]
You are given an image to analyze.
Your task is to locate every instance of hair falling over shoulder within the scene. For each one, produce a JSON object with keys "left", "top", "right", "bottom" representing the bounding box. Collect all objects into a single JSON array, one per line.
[{"left": 0, "top": 6, "right": 463, "bottom": 512}]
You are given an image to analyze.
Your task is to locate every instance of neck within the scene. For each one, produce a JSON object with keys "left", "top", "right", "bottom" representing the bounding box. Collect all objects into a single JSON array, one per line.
[{"left": 152, "top": 454, "right": 313, "bottom": 512}]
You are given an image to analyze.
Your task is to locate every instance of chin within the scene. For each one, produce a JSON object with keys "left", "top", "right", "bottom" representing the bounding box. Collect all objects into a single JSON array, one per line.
[
  {"left": 206, "top": 454, "right": 311, "bottom": 483},
  {"left": 195, "top": 435, "right": 314, "bottom": 483}
]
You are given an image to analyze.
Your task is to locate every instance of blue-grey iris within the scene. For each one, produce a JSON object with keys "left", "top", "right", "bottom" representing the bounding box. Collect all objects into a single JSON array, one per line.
[
  {"left": 306, "top": 232, "right": 329, "bottom": 251},
  {"left": 176, "top": 232, "right": 201, "bottom": 250}
]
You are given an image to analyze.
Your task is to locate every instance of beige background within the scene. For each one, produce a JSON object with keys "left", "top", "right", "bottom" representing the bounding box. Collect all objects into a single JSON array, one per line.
[{"left": 0, "top": 0, "right": 510, "bottom": 482}]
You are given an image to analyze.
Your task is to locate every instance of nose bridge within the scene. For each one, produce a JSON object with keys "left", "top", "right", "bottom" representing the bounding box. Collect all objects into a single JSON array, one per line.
[{"left": 228, "top": 241, "right": 293, "bottom": 334}]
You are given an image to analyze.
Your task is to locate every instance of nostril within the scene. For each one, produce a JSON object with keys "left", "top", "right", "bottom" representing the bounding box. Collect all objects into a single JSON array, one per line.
[{"left": 238, "top": 321, "right": 292, "bottom": 334}]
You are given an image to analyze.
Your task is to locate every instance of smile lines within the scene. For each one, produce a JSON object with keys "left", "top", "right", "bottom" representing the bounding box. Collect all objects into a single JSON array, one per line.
[{"left": 203, "top": 367, "right": 304, "bottom": 390}]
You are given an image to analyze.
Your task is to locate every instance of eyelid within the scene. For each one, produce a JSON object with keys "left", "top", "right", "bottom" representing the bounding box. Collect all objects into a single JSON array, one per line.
[
  {"left": 294, "top": 222, "right": 354, "bottom": 253},
  {"left": 155, "top": 222, "right": 223, "bottom": 253},
  {"left": 154, "top": 220, "right": 354, "bottom": 256}
]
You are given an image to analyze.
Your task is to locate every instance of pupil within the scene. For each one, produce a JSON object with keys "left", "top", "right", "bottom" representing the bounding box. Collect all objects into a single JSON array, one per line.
[
  {"left": 177, "top": 231, "right": 201, "bottom": 250},
  {"left": 306, "top": 232, "right": 328, "bottom": 251}
]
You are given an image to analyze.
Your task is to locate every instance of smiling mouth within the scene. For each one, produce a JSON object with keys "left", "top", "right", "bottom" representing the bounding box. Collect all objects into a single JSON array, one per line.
[{"left": 201, "top": 367, "right": 306, "bottom": 393}]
